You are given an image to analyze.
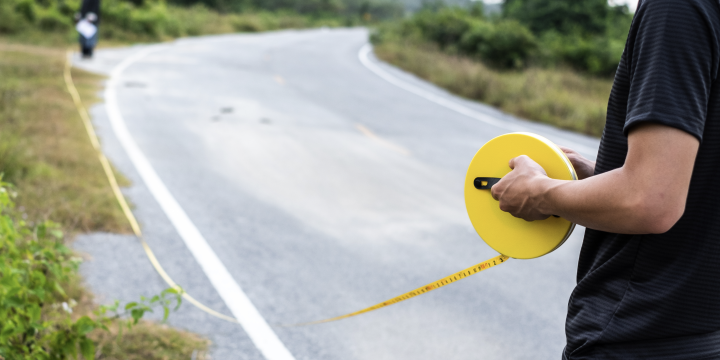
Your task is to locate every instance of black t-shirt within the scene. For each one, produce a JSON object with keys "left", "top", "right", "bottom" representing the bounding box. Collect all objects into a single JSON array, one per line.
[{"left": 564, "top": 0, "right": 720, "bottom": 358}]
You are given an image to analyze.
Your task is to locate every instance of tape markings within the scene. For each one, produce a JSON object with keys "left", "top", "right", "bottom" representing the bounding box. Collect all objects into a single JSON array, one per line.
[
  {"left": 67, "top": 47, "right": 296, "bottom": 360},
  {"left": 65, "top": 50, "right": 239, "bottom": 324},
  {"left": 63, "top": 39, "right": 581, "bottom": 340},
  {"left": 357, "top": 44, "right": 598, "bottom": 157},
  {"left": 285, "top": 254, "right": 509, "bottom": 326}
]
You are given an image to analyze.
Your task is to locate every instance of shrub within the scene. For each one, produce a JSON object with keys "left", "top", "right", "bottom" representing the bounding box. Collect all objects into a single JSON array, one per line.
[
  {"left": 375, "top": 3, "right": 631, "bottom": 76},
  {"left": 129, "top": 6, "right": 168, "bottom": 37},
  {"left": 460, "top": 19, "right": 536, "bottom": 69},
  {"left": 481, "top": 20, "right": 536, "bottom": 69},
  {"left": 276, "top": 13, "right": 309, "bottom": 28},
  {"left": 411, "top": 8, "right": 476, "bottom": 49},
  {"left": 503, "top": 0, "right": 609, "bottom": 35},
  {"left": 13, "top": 0, "right": 36, "bottom": 22},
  {"left": 233, "top": 14, "right": 265, "bottom": 32},
  {"left": 374, "top": 41, "right": 612, "bottom": 137},
  {"left": 0, "top": 0, "right": 27, "bottom": 34},
  {"left": 0, "top": 182, "right": 183, "bottom": 359},
  {"left": 537, "top": 31, "right": 624, "bottom": 76},
  {"left": 38, "top": 8, "right": 71, "bottom": 31}
]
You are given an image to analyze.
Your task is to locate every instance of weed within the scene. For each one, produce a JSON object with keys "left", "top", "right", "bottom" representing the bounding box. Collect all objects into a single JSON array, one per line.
[
  {"left": 374, "top": 41, "right": 611, "bottom": 137},
  {"left": 0, "top": 46, "right": 130, "bottom": 234},
  {"left": 0, "top": 44, "right": 210, "bottom": 360}
]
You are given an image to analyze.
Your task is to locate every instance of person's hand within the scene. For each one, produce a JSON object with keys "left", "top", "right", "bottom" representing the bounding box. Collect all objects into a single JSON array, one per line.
[
  {"left": 491, "top": 155, "right": 552, "bottom": 221},
  {"left": 558, "top": 146, "right": 595, "bottom": 180}
]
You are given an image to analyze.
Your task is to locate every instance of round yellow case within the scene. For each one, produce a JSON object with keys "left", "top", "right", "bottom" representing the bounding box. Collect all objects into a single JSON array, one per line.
[{"left": 464, "top": 133, "right": 578, "bottom": 259}]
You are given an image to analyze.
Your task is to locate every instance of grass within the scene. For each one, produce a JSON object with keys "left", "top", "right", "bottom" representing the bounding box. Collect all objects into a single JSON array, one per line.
[
  {"left": 0, "top": 43, "right": 210, "bottom": 358},
  {"left": 89, "top": 321, "right": 210, "bottom": 359},
  {"left": 374, "top": 40, "right": 613, "bottom": 137},
  {"left": 0, "top": 44, "right": 131, "bottom": 234}
]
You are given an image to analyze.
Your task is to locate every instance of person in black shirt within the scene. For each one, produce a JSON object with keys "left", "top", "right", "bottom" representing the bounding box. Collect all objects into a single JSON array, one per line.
[{"left": 490, "top": 0, "right": 720, "bottom": 358}]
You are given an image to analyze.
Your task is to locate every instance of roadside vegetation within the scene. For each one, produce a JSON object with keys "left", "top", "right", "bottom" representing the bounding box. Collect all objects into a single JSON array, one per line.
[
  {"left": 0, "top": 0, "right": 407, "bottom": 357},
  {"left": 0, "top": 0, "right": 404, "bottom": 45},
  {"left": 372, "top": 0, "right": 634, "bottom": 137},
  {"left": 0, "top": 46, "right": 210, "bottom": 359},
  {"left": 0, "top": 0, "right": 632, "bottom": 357},
  {"left": 374, "top": 42, "right": 612, "bottom": 136},
  {"left": 0, "top": 181, "right": 209, "bottom": 359},
  {"left": 0, "top": 47, "right": 129, "bottom": 234}
]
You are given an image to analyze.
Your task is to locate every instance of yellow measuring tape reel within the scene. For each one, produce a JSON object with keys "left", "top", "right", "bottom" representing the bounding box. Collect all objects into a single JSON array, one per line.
[
  {"left": 466, "top": 132, "right": 577, "bottom": 259},
  {"left": 287, "top": 132, "right": 577, "bottom": 326}
]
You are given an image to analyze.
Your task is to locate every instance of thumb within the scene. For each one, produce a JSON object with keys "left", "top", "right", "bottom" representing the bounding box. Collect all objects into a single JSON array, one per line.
[{"left": 491, "top": 183, "right": 500, "bottom": 201}]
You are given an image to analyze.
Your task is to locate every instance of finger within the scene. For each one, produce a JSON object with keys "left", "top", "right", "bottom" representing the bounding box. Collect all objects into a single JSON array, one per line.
[
  {"left": 510, "top": 155, "right": 531, "bottom": 169},
  {"left": 558, "top": 146, "right": 575, "bottom": 154},
  {"left": 491, "top": 186, "right": 499, "bottom": 201}
]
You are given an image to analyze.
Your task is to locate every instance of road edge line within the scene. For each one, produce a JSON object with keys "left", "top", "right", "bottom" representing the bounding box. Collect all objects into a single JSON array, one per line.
[
  {"left": 357, "top": 43, "right": 597, "bottom": 157},
  {"left": 103, "top": 46, "right": 296, "bottom": 360}
]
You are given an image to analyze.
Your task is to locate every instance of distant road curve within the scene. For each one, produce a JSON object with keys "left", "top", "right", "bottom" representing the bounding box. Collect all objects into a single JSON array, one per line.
[{"left": 357, "top": 44, "right": 598, "bottom": 157}]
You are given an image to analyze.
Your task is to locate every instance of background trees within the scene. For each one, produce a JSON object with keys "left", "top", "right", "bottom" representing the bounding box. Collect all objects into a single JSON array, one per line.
[
  {"left": 373, "top": 0, "right": 634, "bottom": 75},
  {"left": 503, "top": 0, "right": 610, "bottom": 35}
]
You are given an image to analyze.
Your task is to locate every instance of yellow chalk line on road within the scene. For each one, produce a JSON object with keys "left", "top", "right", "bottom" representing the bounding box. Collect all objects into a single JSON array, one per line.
[
  {"left": 64, "top": 51, "right": 239, "bottom": 324},
  {"left": 356, "top": 124, "right": 411, "bottom": 156}
]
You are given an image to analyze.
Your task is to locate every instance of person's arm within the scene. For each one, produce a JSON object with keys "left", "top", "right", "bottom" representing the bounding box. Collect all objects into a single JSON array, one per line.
[
  {"left": 491, "top": 123, "right": 699, "bottom": 234},
  {"left": 557, "top": 146, "right": 595, "bottom": 180},
  {"left": 489, "top": 0, "right": 719, "bottom": 234}
]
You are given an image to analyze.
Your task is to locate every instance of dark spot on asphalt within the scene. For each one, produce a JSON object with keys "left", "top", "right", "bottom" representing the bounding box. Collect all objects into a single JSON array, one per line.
[
  {"left": 221, "top": 107, "right": 233, "bottom": 114},
  {"left": 212, "top": 116, "right": 220, "bottom": 121},
  {"left": 260, "top": 118, "right": 271, "bottom": 124}
]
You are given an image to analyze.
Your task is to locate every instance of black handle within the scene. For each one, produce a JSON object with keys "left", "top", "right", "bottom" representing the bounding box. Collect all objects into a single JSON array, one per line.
[
  {"left": 476, "top": 177, "right": 560, "bottom": 218},
  {"left": 474, "top": 177, "right": 501, "bottom": 190}
]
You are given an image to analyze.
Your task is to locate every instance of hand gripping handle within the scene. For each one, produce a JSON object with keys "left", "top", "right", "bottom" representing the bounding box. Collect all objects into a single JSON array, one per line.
[{"left": 476, "top": 177, "right": 560, "bottom": 218}]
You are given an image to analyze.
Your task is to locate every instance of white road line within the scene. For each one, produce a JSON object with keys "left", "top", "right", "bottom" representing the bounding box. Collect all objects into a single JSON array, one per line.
[
  {"left": 357, "top": 44, "right": 598, "bottom": 157},
  {"left": 104, "top": 46, "right": 296, "bottom": 360}
]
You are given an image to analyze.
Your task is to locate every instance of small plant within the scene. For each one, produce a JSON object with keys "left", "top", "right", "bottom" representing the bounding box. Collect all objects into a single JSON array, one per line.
[{"left": 0, "top": 181, "right": 182, "bottom": 359}]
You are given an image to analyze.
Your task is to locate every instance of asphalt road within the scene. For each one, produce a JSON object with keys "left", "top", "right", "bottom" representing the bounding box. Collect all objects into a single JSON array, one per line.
[{"left": 73, "top": 28, "right": 600, "bottom": 360}]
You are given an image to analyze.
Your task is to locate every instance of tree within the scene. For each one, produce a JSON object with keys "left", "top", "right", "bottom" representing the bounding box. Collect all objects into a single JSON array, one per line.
[{"left": 503, "top": 0, "right": 609, "bottom": 35}]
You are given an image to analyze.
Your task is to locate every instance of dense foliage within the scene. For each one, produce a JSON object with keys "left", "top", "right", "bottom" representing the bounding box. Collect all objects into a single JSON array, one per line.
[
  {"left": 503, "top": 0, "right": 609, "bottom": 35},
  {"left": 0, "top": 183, "right": 181, "bottom": 359},
  {"left": 0, "top": 0, "right": 404, "bottom": 42},
  {"left": 167, "top": 0, "right": 404, "bottom": 20},
  {"left": 373, "top": 0, "right": 634, "bottom": 76}
]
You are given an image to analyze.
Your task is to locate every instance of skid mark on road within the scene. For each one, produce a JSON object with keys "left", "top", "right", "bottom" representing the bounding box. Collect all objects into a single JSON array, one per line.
[
  {"left": 104, "top": 46, "right": 296, "bottom": 360},
  {"left": 356, "top": 124, "right": 411, "bottom": 156}
]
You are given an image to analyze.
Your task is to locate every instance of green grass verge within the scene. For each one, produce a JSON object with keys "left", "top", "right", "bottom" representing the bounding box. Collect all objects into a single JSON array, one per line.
[
  {"left": 0, "top": 44, "right": 210, "bottom": 359},
  {"left": 0, "top": 44, "right": 131, "bottom": 234},
  {"left": 374, "top": 40, "right": 613, "bottom": 137}
]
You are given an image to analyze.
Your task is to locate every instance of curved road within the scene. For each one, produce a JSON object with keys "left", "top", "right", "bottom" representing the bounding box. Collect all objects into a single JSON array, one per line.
[{"left": 73, "top": 28, "right": 600, "bottom": 360}]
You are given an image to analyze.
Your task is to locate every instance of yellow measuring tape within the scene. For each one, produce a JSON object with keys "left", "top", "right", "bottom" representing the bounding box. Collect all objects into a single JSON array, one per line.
[
  {"left": 289, "top": 133, "right": 577, "bottom": 325},
  {"left": 64, "top": 51, "right": 239, "bottom": 324},
  {"left": 285, "top": 254, "right": 509, "bottom": 326},
  {"left": 65, "top": 50, "right": 576, "bottom": 327}
]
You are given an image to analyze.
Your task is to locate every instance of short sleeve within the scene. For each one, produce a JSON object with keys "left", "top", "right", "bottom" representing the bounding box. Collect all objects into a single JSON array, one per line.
[{"left": 624, "top": 0, "right": 719, "bottom": 142}]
